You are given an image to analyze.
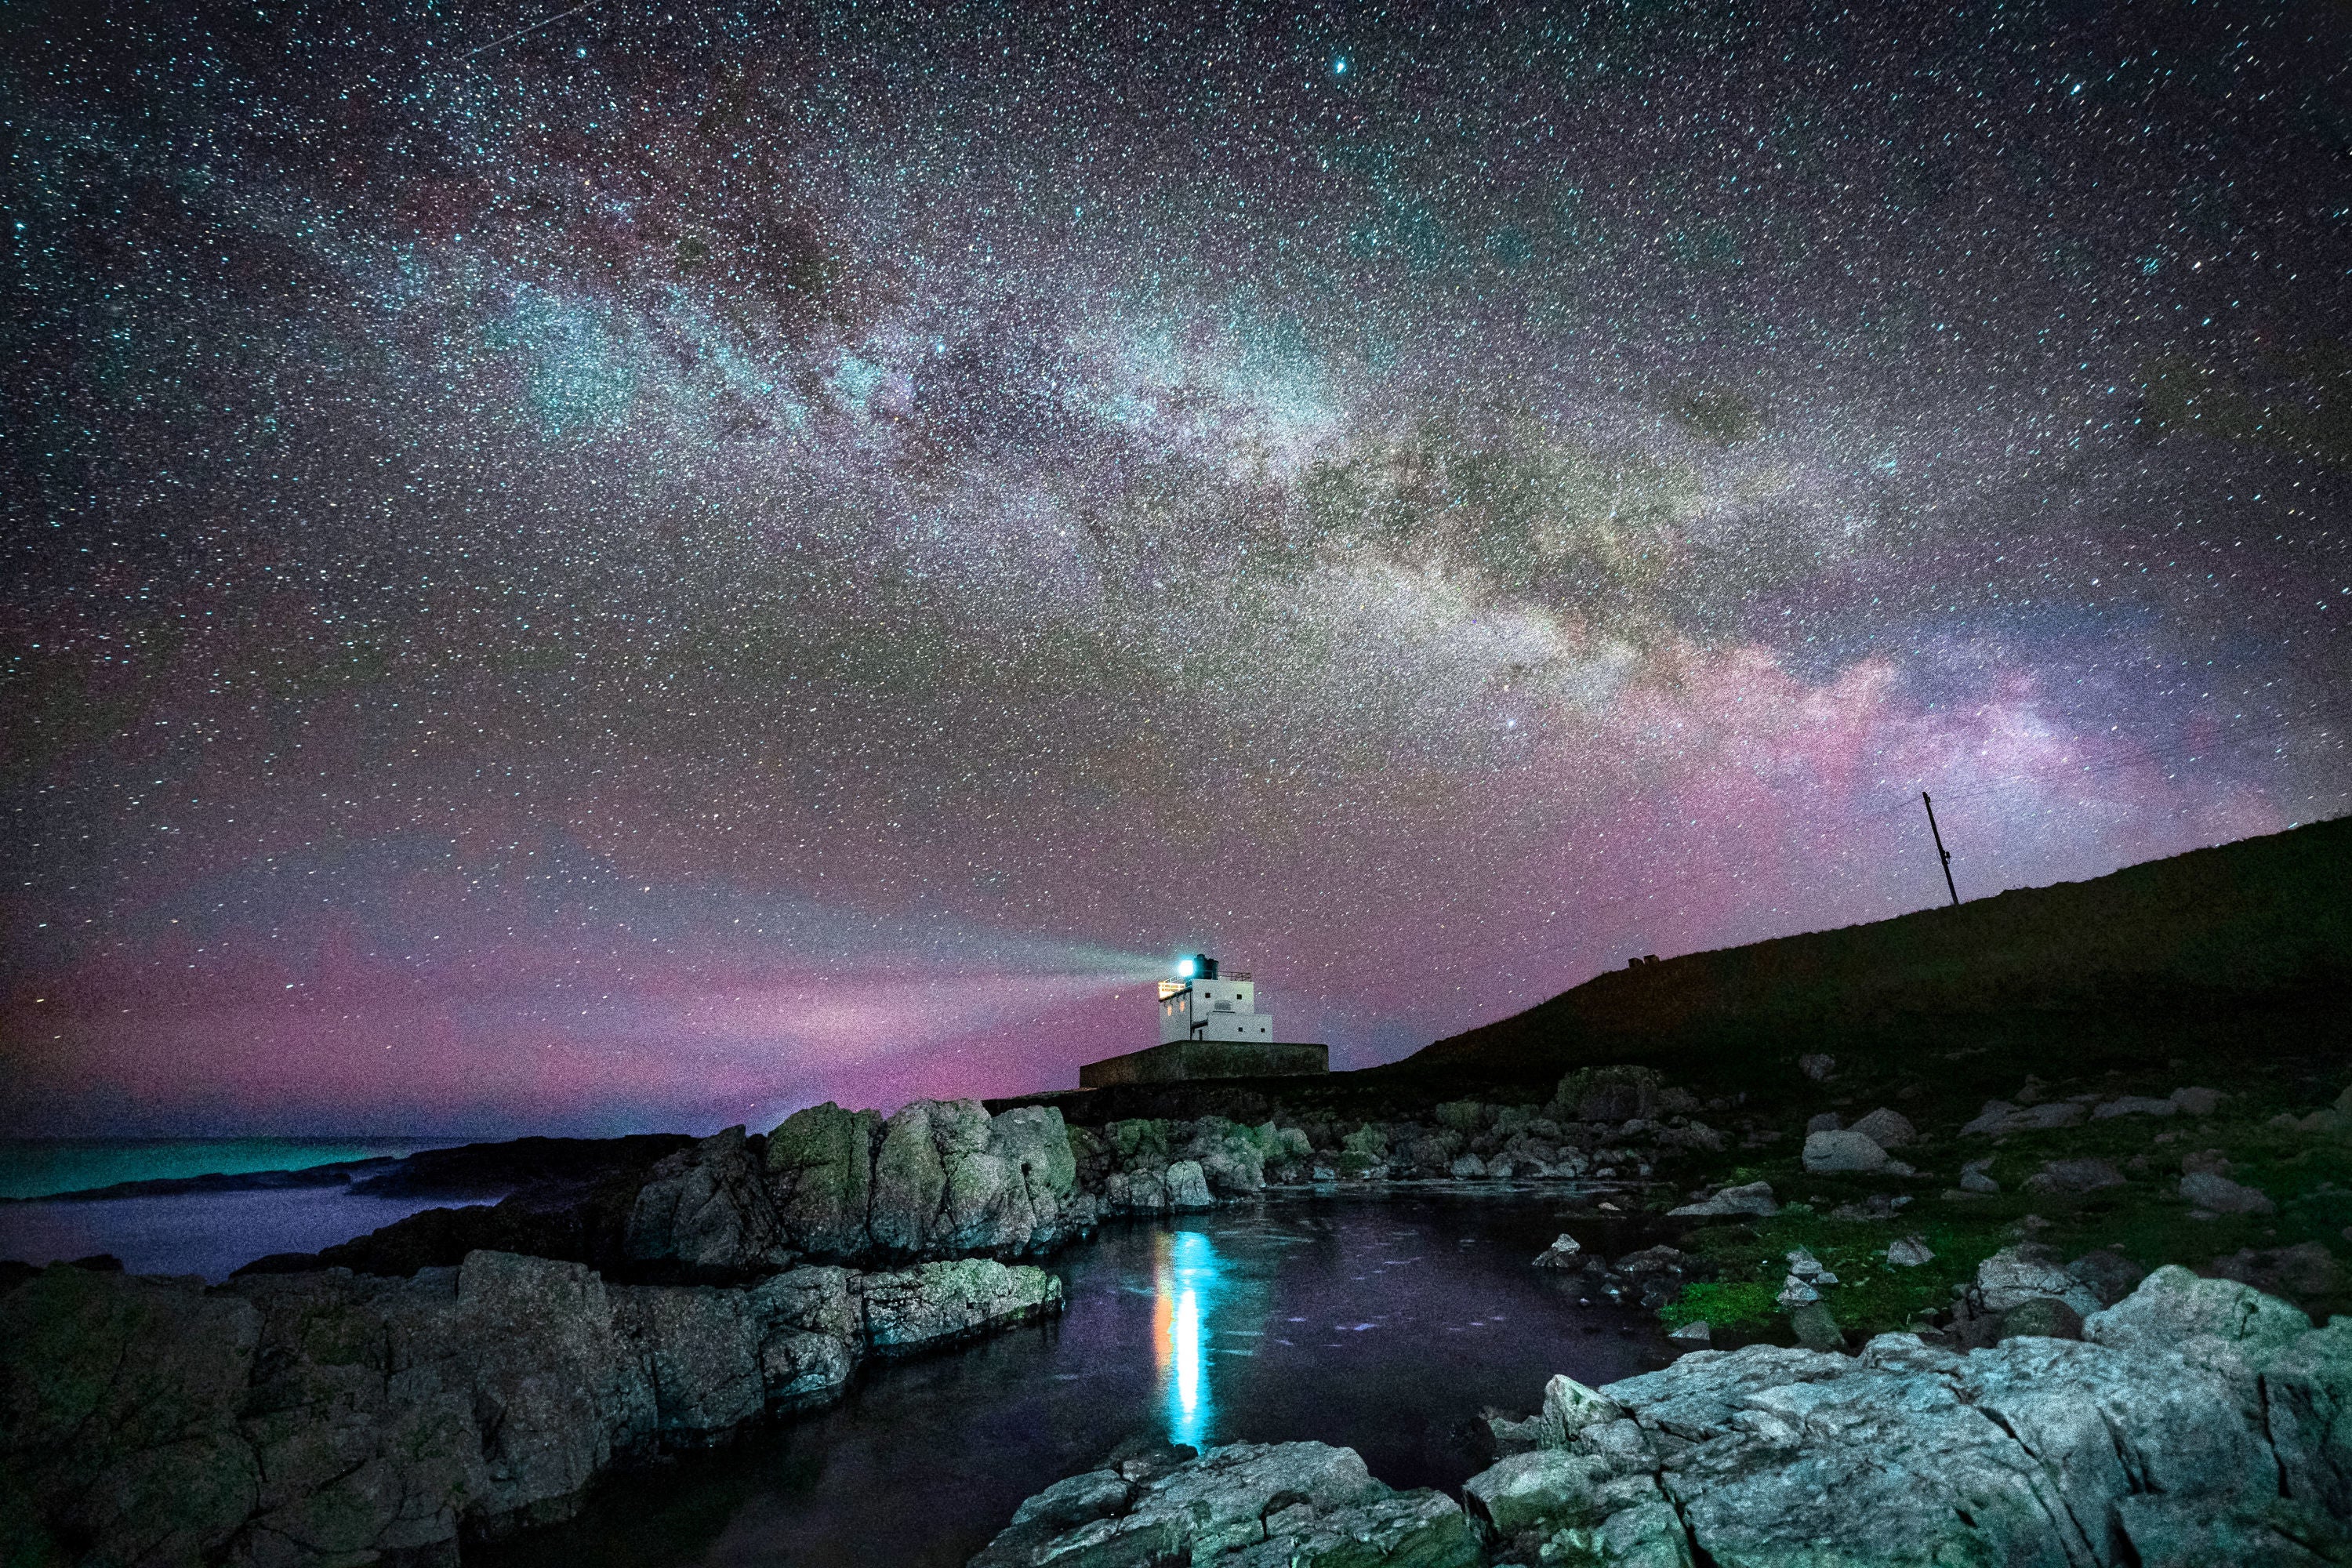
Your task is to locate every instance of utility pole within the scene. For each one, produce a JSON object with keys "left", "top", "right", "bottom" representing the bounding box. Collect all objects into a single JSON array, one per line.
[{"left": 1921, "top": 791, "right": 1959, "bottom": 907}]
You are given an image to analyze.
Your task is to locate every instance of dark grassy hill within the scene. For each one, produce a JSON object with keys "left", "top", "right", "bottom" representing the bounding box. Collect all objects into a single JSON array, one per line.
[{"left": 1388, "top": 816, "right": 2352, "bottom": 1101}]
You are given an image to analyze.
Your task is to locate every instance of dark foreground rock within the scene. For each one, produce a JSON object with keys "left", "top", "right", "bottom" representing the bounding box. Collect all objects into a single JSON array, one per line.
[
  {"left": 979, "top": 1267, "right": 2352, "bottom": 1568},
  {"left": 1466, "top": 1265, "right": 2352, "bottom": 1567},
  {"left": 0, "top": 1248, "right": 1060, "bottom": 1566},
  {"left": 970, "top": 1439, "right": 1481, "bottom": 1568}
]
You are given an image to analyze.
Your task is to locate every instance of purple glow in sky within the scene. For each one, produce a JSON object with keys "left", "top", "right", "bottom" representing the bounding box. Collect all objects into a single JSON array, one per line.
[{"left": 5, "top": 0, "right": 2349, "bottom": 1135}]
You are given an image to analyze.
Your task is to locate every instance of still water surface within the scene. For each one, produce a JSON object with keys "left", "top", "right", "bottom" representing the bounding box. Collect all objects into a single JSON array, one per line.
[{"left": 486, "top": 1192, "right": 1665, "bottom": 1568}]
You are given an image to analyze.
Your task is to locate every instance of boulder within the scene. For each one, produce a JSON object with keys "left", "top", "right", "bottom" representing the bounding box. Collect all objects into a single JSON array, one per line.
[
  {"left": 858, "top": 1258, "right": 1063, "bottom": 1356},
  {"left": 1976, "top": 1243, "right": 2102, "bottom": 1316},
  {"left": 2066, "top": 1247, "right": 2148, "bottom": 1308},
  {"left": 1461, "top": 1448, "right": 1607, "bottom": 1534},
  {"left": 1552, "top": 1066, "right": 1693, "bottom": 1123},
  {"left": 2092, "top": 1094, "right": 2179, "bottom": 1120},
  {"left": 1805, "top": 1112, "right": 1843, "bottom": 1134},
  {"left": 983, "top": 1105, "right": 1083, "bottom": 1247},
  {"left": 1886, "top": 1235, "right": 1936, "bottom": 1267},
  {"left": 2172, "top": 1086, "right": 2223, "bottom": 1115},
  {"left": 1797, "top": 1053, "right": 1837, "bottom": 1081},
  {"left": 869, "top": 1102, "right": 953, "bottom": 1255},
  {"left": 1802, "top": 1128, "right": 1890, "bottom": 1174},
  {"left": 1105, "top": 1119, "right": 1175, "bottom": 1171},
  {"left": 1532, "top": 1233, "right": 1584, "bottom": 1269},
  {"left": 1163, "top": 1160, "right": 1214, "bottom": 1211},
  {"left": 1846, "top": 1107, "right": 1917, "bottom": 1149},
  {"left": 1961, "top": 1099, "right": 2088, "bottom": 1135},
  {"left": 2208, "top": 1241, "right": 2350, "bottom": 1305},
  {"left": 2021, "top": 1157, "right": 2126, "bottom": 1195},
  {"left": 866, "top": 1098, "right": 1071, "bottom": 1257},
  {"left": 1102, "top": 1167, "right": 1170, "bottom": 1214},
  {"left": 1539, "top": 1373, "right": 1624, "bottom": 1444},
  {"left": 1958, "top": 1158, "right": 2001, "bottom": 1193},
  {"left": 1788, "top": 1301, "right": 1846, "bottom": 1352},
  {"left": 1668, "top": 1181, "right": 1777, "bottom": 1218},
  {"left": 1447, "top": 1153, "right": 1488, "bottom": 1179},
  {"left": 764, "top": 1102, "right": 882, "bottom": 1258},
  {"left": 624, "top": 1125, "right": 794, "bottom": 1276},
  {"left": 1182, "top": 1116, "right": 1272, "bottom": 1196},
  {"left": 1435, "top": 1101, "right": 1491, "bottom": 1133},
  {"left": 1996, "top": 1297, "right": 2085, "bottom": 1341},
  {"left": 971, "top": 1441, "right": 1479, "bottom": 1568},
  {"left": 2181, "top": 1171, "right": 2274, "bottom": 1214},
  {"left": 2085, "top": 1264, "right": 2313, "bottom": 1368}
]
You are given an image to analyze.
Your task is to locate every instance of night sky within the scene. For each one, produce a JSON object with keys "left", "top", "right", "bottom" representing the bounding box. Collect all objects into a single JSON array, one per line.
[{"left": 7, "top": 0, "right": 2351, "bottom": 1137}]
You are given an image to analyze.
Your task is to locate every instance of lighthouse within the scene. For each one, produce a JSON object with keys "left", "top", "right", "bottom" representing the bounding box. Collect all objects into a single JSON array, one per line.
[
  {"left": 1077, "top": 954, "right": 1327, "bottom": 1088},
  {"left": 1156, "top": 953, "right": 1276, "bottom": 1044}
]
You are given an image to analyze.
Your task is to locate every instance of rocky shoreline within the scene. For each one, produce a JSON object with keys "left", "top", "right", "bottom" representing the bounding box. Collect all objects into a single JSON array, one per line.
[
  {"left": 2, "top": 1247, "right": 1062, "bottom": 1566},
  {"left": 14, "top": 1052, "right": 2352, "bottom": 1566},
  {"left": 977, "top": 1265, "right": 2352, "bottom": 1566}
]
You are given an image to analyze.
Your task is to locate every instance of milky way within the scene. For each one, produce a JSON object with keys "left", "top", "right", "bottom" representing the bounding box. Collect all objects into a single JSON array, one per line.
[{"left": 7, "top": 0, "right": 2351, "bottom": 1135}]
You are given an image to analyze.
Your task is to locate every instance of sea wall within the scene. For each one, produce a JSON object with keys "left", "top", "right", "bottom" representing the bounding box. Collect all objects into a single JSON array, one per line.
[{"left": 0, "top": 1250, "right": 1061, "bottom": 1567}]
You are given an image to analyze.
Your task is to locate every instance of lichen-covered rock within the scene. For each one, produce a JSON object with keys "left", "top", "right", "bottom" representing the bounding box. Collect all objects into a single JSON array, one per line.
[
  {"left": 1455, "top": 1269, "right": 2349, "bottom": 1568},
  {"left": 1976, "top": 1243, "right": 2103, "bottom": 1316},
  {"left": 858, "top": 1258, "right": 1062, "bottom": 1355},
  {"left": 868, "top": 1099, "right": 969, "bottom": 1255},
  {"left": 1846, "top": 1106, "right": 1917, "bottom": 1148},
  {"left": 612, "top": 1282, "right": 765, "bottom": 1446},
  {"left": 2262, "top": 1318, "right": 2352, "bottom": 1518},
  {"left": 1962, "top": 1099, "right": 2089, "bottom": 1135},
  {"left": 1102, "top": 1167, "right": 1170, "bottom": 1214},
  {"left": 765, "top": 1102, "right": 883, "bottom": 1257},
  {"left": 1551, "top": 1066, "right": 1693, "bottom": 1124},
  {"left": 1801, "top": 1127, "right": 1889, "bottom": 1173},
  {"left": 1184, "top": 1116, "right": 1272, "bottom": 1196},
  {"left": 1434, "top": 1100, "right": 1492, "bottom": 1134},
  {"left": 1164, "top": 1159, "right": 1214, "bottom": 1210},
  {"left": 1465, "top": 1449, "right": 1608, "bottom": 1534},
  {"left": 1537, "top": 1372, "right": 1624, "bottom": 1445},
  {"left": 2023, "top": 1156, "right": 2127, "bottom": 1195},
  {"left": 1532, "top": 1233, "right": 1583, "bottom": 1269},
  {"left": 1103, "top": 1118, "right": 1174, "bottom": 1171},
  {"left": 2085, "top": 1263, "right": 2313, "bottom": 1367},
  {"left": 862, "top": 1098, "right": 1083, "bottom": 1258},
  {"left": 970, "top": 1442, "right": 1477, "bottom": 1568},
  {"left": 2181, "top": 1170, "right": 2275, "bottom": 1214},
  {"left": 1668, "top": 1181, "right": 1777, "bottom": 1218},
  {"left": 2092, "top": 1094, "right": 2180, "bottom": 1120},
  {"left": 625, "top": 1125, "right": 794, "bottom": 1276}
]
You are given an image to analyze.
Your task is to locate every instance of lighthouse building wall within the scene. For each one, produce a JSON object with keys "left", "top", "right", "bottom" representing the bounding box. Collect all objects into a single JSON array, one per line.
[{"left": 1157, "top": 978, "right": 1276, "bottom": 1045}]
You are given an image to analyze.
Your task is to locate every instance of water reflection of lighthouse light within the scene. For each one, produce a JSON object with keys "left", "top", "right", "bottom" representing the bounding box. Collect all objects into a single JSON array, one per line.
[{"left": 1154, "top": 1230, "right": 1218, "bottom": 1449}]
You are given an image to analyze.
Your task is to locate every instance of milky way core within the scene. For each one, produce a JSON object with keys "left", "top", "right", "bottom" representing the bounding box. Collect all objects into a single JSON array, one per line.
[{"left": 7, "top": 0, "right": 2350, "bottom": 1134}]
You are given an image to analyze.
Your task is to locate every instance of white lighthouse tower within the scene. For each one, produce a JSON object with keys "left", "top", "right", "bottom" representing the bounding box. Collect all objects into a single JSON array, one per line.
[
  {"left": 1155, "top": 953, "right": 1276, "bottom": 1044},
  {"left": 1076, "top": 953, "right": 1324, "bottom": 1087}
]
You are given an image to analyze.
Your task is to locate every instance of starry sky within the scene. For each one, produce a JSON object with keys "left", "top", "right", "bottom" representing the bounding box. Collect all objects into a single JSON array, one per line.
[{"left": 6, "top": 0, "right": 2351, "bottom": 1137}]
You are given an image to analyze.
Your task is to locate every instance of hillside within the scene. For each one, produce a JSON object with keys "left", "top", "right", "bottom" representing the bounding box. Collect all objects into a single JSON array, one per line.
[{"left": 1393, "top": 816, "right": 2352, "bottom": 1097}]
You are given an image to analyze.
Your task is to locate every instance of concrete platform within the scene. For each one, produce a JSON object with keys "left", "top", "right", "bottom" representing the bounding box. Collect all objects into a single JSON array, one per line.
[{"left": 1079, "top": 1039, "right": 1328, "bottom": 1088}]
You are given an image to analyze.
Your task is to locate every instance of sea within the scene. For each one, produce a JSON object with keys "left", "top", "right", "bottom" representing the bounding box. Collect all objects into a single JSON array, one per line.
[{"left": 0, "top": 1137, "right": 477, "bottom": 1279}]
